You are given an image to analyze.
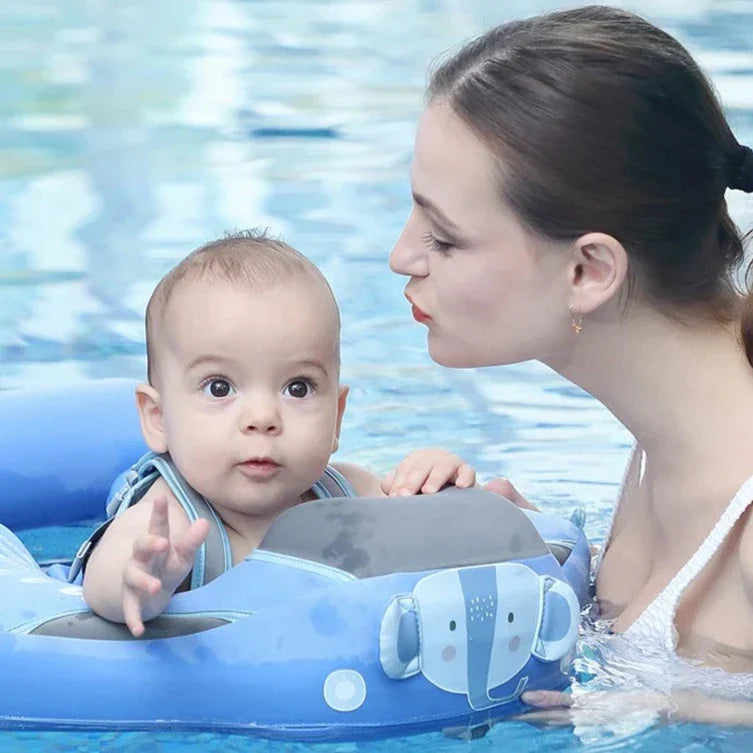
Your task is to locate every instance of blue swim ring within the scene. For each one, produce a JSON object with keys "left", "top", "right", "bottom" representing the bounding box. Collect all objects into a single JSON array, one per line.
[{"left": 0, "top": 379, "right": 590, "bottom": 739}]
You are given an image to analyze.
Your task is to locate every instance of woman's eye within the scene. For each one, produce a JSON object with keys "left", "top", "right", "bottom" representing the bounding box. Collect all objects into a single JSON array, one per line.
[
  {"left": 284, "top": 379, "right": 313, "bottom": 399},
  {"left": 421, "top": 231, "right": 454, "bottom": 254},
  {"left": 202, "top": 378, "right": 234, "bottom": 399}
]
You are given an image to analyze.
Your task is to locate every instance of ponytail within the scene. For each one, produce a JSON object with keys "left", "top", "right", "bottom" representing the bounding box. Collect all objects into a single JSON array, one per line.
[{"left": 727, "top": 145, "right": 753, "bottom": 367}]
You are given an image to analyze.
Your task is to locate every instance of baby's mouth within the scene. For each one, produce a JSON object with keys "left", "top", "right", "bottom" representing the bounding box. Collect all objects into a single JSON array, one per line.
[{"left": 239, "top": 457, "right": 281, "bottom": 475}]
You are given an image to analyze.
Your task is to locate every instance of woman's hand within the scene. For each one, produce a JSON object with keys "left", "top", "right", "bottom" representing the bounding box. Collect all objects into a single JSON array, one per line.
[
  {"left": 514, "top": 688, "right": 753, "bottom": 727},
  {"left": 380, "top": 448, "right": 476, "bottom": 496},
  {"left": 513, "top": 689, "right": 669, "bottom": 727},
  {"left": 483, "top": 477, "right": 540, "bottom": 511}
]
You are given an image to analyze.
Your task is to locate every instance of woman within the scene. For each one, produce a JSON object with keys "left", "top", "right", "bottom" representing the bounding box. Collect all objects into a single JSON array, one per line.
[{"left": 389, "top": 5, "right": 753, "bottom": 725}]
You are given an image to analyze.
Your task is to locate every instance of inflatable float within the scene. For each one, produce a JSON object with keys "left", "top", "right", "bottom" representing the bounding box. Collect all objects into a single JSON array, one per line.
[{"left": 0, "top": 379, "right": 590, "bottom": 740}]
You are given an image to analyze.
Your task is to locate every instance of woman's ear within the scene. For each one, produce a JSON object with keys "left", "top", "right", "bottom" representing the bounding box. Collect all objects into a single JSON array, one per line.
[
  {"left": 135, "top": 383, "right": 168, "bottom": 454},
  {"left": 332, "top": 384, "right": 350, "bottom": 453},
  {"left": 567, "top": 232, "right": 628, "bottom": 315}
]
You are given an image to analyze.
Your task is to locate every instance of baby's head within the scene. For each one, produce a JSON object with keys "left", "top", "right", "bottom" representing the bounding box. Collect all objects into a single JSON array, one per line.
[
  {"left": 136, "top": 230, "right": 348, "bottom": 522},
  {"left": 145, "top": 230, "right": 341, "bottom": 385}
]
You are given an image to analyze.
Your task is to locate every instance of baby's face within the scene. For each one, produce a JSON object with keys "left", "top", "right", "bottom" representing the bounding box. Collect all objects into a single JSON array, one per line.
[{"left": 152, "top": 276, "right": 345, "bottom": 521}]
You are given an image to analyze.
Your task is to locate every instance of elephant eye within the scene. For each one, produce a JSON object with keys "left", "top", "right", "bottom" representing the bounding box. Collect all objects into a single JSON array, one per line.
[
  {"left": 508, "top": 612, "right": 514, "bottom": 623},
  {"left": 449, "top": 620, "right": 456, "bottom": 631}
]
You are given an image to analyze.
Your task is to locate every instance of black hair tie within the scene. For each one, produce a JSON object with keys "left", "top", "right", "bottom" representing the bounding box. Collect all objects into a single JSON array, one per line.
[{"left": 728, "top": 144, "right": 753, "bottom": 192}]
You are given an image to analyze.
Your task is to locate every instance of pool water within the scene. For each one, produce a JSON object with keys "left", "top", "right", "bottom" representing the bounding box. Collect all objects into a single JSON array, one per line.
[{"left": 2, "top": 0, "right": 753, "bottom": 750}]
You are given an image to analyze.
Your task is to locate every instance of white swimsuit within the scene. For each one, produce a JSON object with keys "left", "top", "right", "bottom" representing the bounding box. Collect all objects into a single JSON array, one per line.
[{"left": 594, "top": 445, "right": 753, "bottom": 699}]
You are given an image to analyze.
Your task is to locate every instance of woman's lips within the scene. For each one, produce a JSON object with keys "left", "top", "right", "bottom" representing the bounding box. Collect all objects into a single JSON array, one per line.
[
  {"left": 406, "top": 294, "right": 432, "bottom": 324},
  {"left": 411, "top": 303, "right": 432, "bottom": 324}
]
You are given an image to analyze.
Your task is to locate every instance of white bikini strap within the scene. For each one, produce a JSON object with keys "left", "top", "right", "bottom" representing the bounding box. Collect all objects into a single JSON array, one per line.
[{"left": 643, "top": 471, "right": 753, "bottom": 650}]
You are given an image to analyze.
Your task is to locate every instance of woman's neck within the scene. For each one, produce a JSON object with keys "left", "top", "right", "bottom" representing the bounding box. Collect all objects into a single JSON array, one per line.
[{"left": 547, "top": 305, "right": 753, "bottom": 483}]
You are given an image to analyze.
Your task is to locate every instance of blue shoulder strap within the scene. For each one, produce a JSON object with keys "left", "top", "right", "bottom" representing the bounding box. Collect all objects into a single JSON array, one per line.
[
  {"left": 68, "top": 452, "right": 232, "bottom": 589},
  {"left": 311, "top": 465, "right": 357, "bottom": 498},
  {"left": 69, "top": 459, "right": 356, "bottom": 586},
  {"left": 134, "top": 454, "right": 232, "bottom": 589}
]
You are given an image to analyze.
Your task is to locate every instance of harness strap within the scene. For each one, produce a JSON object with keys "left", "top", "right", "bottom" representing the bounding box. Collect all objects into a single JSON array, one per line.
[
  {"left": 136, "top": 454, "right": 232, "bottom": 590},
  {"left": 68, "top": 452, "right": 232, "bottom": 588},
  {"left": 69, "top": 456, "right": 355, "bottom": 587},
  {"left": 311, "top": 465, "right": 356, "bottom": 499}
]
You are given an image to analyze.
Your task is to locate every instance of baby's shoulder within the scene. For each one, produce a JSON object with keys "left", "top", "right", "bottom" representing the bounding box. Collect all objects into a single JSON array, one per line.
[
  {"left": 122, "top": 476, "right": 191, "bottom": 529},
  {"left": 329, "top": 461, "right": 384, "bottom": 497}
]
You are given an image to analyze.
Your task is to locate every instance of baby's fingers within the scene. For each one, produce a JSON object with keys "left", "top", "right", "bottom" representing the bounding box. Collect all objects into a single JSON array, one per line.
[
  {"left": 147, "top": 495, "right": 171, "bottom": 539},
  {"left": 122, "top": 587, "right": 148, "bottom": 638},
  {"left": 122, "top": 562, "right": 162, "bottom": 638},
  {"left": 391, "top": 465, "right": 432, "bottom": 496},
  {"left": 131, "top": 533, "right": 168, "bottom": 566},
  {"left": 173, "top": 519, "right": 211, "bottom": 564},
  {"left": 420, "top": 461, "right": 460, "bottom": 494},
  {"left": 379, "top": 470, "right": 396, "bottom": 495},
  {"left": 454, "top": 464, "right": 476, "bottom": 488},
  {"left": 122, "top": 589, "right": 145, "bottom": 638},
  {"left": 123, "top": 560, "right": 162, "bottom": 596}
]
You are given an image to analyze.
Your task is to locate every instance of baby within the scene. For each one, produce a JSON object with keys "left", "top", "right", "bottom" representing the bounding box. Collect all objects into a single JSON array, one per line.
[{"left": 82, "top": 230, "right": 476, "bottom": 636}]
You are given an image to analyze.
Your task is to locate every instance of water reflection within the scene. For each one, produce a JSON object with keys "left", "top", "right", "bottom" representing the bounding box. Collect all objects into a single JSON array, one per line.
[{"left": 1, "top": 0, "right": 753, "bottom": 749}]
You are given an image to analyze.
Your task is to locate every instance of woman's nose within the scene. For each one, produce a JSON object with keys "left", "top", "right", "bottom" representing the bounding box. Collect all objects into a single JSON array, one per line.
[{"left": 389, "top": 215, "right": 429, "bottom": 277}]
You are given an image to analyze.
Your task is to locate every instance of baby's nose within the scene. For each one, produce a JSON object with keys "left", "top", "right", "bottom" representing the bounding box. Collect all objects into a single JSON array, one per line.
[{"left": 240, "top": 398, "right": 281, "bottom": 433}]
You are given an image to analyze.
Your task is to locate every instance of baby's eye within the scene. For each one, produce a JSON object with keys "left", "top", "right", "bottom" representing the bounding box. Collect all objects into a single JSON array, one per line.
[
  {"left": 202, "top": 378, "right": 235, "bottom": 399},
  {"left": 284, "top": 379, "right": 314, "bottom": 399}
]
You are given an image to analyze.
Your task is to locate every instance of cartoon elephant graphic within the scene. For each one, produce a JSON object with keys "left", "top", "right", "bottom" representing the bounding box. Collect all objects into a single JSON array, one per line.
[{"left": 379, "top": 563, "right": 580, "bottom": 710}]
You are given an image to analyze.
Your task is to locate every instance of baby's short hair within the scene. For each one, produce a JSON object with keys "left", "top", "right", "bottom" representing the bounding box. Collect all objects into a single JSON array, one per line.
[{"left": 145, "top": 229, "right": 338, "bottom": 384}]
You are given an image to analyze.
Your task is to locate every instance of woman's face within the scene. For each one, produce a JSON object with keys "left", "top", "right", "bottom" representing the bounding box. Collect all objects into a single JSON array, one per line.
[{"left": 390, "top": 102, "right": 572, "bottom": 368}]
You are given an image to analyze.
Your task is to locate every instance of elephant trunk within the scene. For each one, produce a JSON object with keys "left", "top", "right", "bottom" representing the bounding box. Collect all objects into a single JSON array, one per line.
[{"left": 459, "top": 566, "right": 498, "bottom": 711}]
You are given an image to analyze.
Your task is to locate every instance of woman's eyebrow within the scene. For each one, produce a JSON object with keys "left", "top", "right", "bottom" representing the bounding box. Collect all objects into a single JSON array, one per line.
[{"left": 412, "top": 191, "right": 461, "bottom": 232}]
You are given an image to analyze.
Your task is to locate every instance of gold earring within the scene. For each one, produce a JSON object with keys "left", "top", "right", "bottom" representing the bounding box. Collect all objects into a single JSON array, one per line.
[{"left": 569, "top": 305, "right": 583, "bottom": 335}]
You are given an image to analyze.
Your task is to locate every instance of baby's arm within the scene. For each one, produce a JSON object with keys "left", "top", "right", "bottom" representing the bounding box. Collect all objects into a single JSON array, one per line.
[
  {"left": 333, "top": 449, "right": 475, "bottom": 498},
  {"left": 82, "top": 478, "right": 210, "bottom": 637}
]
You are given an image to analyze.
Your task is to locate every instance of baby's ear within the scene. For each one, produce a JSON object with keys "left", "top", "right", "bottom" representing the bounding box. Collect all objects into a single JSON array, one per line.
[
  {"left": 135, "top": 383, "right": 168, "bottom": 454},
  {"left": 332, "top": 384, "right": 350, "bottom": 453}
]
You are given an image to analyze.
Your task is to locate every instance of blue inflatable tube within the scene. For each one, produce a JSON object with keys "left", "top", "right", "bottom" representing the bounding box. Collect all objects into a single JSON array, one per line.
[{"left": 0, "top": 379, "right": 590, "bottom": 740}]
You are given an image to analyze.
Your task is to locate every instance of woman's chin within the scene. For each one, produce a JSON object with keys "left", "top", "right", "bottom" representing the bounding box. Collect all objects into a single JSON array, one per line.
[
  {"left": 427, "top": 341, "right": 483, "bottom": 368},
  {"left": 427, "top": 337, "right": 523, "bottom": 369}
]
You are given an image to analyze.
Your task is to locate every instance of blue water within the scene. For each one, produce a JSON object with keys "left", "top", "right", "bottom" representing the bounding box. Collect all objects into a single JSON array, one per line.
[{"left": 1, "top": 0, "right": 753, "bottom": 750}]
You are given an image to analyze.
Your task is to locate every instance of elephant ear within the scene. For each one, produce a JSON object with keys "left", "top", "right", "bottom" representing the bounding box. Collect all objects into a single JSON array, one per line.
[
  {"left": 379, "top": 595, "right": 421, "bottom": 679},
  {"left": 531, "top": 576, "right": 580, "bottom": 662}
]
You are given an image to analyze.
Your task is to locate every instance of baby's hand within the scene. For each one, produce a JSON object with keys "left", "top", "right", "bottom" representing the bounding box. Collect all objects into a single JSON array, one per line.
[
  {"left": 121, "top": 495, "right": 209, "bottom": 637},
  {"left": 381, "top": 448, "right": 476, "bottom": 496}
]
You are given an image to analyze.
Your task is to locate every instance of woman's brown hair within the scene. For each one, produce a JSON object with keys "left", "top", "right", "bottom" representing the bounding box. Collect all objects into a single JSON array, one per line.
[{"left": 429, "top": 6, "right": 753, "bottom": 360}]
